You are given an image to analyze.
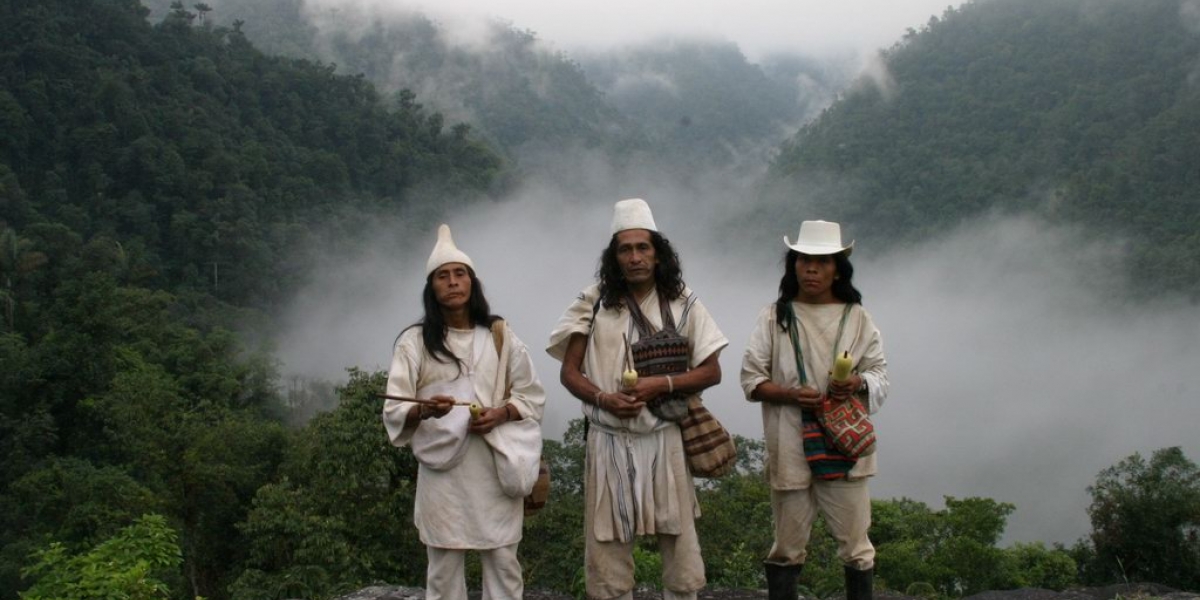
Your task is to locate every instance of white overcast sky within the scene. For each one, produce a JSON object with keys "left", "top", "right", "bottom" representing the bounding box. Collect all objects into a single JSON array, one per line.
[{"left": 342, "top": 0, "right": 967, "bottom": 58}]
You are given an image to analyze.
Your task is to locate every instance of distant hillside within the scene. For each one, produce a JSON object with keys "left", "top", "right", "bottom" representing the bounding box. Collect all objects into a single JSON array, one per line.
[
  {"left": 0, "top": 2, "right": 502, "bottom": 595},
  {"left": 147, "top": 0, "right": 853, "bottom": 179},
  {"left": 0, "top": 0, "right": 499, "bottom": 310},
  {"left": 578, "top": 39, "right": 849, "bottom": 175},
  {"left": 768, "top": 0, "right": 1200, "bottom": 297},
  {"left": 142, "top": 0, "right": 644, "bottom": 162}
]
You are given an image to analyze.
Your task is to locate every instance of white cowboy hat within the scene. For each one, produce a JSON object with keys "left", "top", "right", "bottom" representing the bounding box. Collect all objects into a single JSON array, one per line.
[
  {"left": 425, "top": 224, "right": 475, "bottom": 276},
  {"left": 611, "top": 198, "right": 658, "bottom": 234},
  {"left": 784, "top": 220, "right": 854, "bottom": 256}
]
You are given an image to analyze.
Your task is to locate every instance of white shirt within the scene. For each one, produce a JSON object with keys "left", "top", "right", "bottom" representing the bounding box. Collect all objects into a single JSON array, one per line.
[
  {"left": 740, "top": 301, "right": 889, "bottom": 488},
  {"left": 382, "top": 323, "right": 545, "bottom": 549},
  {"left": 548, "top": 284, "right": 729, "bottom": 541}
]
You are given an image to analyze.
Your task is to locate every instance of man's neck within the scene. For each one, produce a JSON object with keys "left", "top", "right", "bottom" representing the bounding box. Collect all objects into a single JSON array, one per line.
[
  {"left": 443, "top": 309, "right": 472, "bottom": 330},
  {"left": 629, "top": 281, "right": 656, "bottom": 303}
]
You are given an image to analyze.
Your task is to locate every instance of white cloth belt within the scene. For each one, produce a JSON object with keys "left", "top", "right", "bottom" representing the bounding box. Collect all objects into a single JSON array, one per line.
[{"left": 589, "top": 420, "right": 681, "bottom": 542}]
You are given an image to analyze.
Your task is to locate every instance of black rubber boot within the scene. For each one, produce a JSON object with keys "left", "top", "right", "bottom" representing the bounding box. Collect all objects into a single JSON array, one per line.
[
  {"left": 844, "top": 565, "right": 874, "bottom": 600},
  {"left": 764, "top": 561, "right": 802, "bottom": 600}
]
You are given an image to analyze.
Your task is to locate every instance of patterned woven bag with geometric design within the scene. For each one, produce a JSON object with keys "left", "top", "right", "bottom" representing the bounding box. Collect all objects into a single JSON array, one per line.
[
  {"left": 787, "top": 302, "right": 876, "bottom": 460},
  {"left": 626, "top": 294, "right": 690, "bottom": 422},
  {"left": 819, "top": 395, "right": 876, "bottom": 458}
]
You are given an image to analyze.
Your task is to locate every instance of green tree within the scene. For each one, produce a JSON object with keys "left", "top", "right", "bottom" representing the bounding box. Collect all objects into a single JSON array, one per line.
[
  {"left": 1080, "top": 447, "right": 1200, "bottom": 589},
  {"left": 19, "top": 514, "right": 182, "bottom": 600},
  {"left": 519, "top": 419, "right": 587, "bottom": 593},
  {"left": 232, "top": 370, "right": 422, "bottom": 600},
  {"left": 90, "top": 349, "right": 287, "bottom": 599},
  {"left": 765, "top": 0, "right": 1200, "bottom": 299},
  {"left": 0, "top": 225, "right": 47, "bottom": 331},
  {"left": 0, "top": 458, "right": 161, "bottom": 595},
  {"left": 871, "top": 496, "right": 1034, "bottom": 596},
  {"left": 694, "top": 436, "right": 773, "bottom": 590},
  {"left": 1008, "top": 542, "right": 1076, "bottom": 591}
]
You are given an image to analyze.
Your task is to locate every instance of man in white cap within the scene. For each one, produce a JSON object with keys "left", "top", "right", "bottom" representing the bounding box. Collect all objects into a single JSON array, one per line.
[
  {"left": 740, "top": 220, "right": 889, "bottom": 600},
  {"left": 382, "top": 224, "right": 546, "bottom": 600},
  {"left": 548, "top": 198, "right": 728, "bottom": 600}
]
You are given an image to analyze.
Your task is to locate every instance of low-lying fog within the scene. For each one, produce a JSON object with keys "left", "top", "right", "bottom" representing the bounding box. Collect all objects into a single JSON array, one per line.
[{"left": 275, "top": 170, "right": 1200, "bottom": 547}]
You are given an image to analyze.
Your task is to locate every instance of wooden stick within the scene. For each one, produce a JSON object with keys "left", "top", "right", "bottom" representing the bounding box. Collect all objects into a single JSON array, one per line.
[
  {"left": 374, "top": 393, "right": 472, "bottom": 406},
  {"left": 622, "top": 332, "right": 633, "bottom": 372}
]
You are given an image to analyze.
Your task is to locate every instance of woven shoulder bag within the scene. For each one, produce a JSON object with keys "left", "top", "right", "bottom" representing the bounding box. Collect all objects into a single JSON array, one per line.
[{"left": 625, "top": 294, "right": 690, "bottom": 422}]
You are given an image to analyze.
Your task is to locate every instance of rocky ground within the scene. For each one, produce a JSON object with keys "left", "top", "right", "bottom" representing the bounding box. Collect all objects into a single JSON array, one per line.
[{"left": 334, "top": 582, "right": 1199, "bottom": 600}]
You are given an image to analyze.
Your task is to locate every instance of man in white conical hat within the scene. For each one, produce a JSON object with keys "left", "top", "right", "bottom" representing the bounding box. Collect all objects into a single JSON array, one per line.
[
  {"left": 547, "top": 199, "right": 729, "bottom": 600},
  {"left": 382, "top": 224, "right": 546, "bottom": 600}
]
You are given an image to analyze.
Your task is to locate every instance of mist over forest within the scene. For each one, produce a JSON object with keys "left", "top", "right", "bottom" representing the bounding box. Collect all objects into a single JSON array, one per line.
[
  {"left": 222, "top": 0, "right": 1200, "bottom": 545},
  {"left": 3, "top": 0, "right": 1200, "bottom": 598}
]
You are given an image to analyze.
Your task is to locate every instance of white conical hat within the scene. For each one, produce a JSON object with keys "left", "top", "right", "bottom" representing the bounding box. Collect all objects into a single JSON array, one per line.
[
  {"left": 610, "top": 198, "right": 658, "bottom": 234},
  {"left": 425, "top": 224, "right": 475, "bottom": 276},
  {"left": 784, "top": 220, "right": 854, "bottom": 256}
]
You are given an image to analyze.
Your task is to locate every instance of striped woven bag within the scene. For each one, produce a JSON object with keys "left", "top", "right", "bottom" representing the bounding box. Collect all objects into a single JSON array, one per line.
[{"left": 679, "top": 396, "right": 737, "bottom": 478}]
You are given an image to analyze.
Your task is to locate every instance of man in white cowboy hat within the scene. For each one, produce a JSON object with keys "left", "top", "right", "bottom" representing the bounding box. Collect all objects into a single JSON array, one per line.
[
  {"left": 740, "top": 220, "right": 889, "bottom": 600},
  {"left": 547, "top": 198, "right": 729, "bottom": 600},
  {"left": 382, "top": 224, "right": 546, "bottom": 600}
]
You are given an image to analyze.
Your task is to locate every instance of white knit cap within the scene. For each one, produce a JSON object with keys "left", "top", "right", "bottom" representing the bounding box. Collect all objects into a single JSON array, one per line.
[
  {"left": 784, "top": 220, "right": 854, "bottom": 256},
  {"left": 610, "top": 198, "right": 658, "bottom": 234},
  {"left": 425, "top": 224, "right": 475, "bottom": 276}
]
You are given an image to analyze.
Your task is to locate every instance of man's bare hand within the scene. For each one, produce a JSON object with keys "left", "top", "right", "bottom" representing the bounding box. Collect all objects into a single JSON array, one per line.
[
  {"left": 795, "top": 386, "right": 823, "bottom": 410},
  {"left": 425, "top": 395, "right": 456, "bottom": 419},
  {"left": 600, "top": 391, "right": 645, "bottom": 419},
  {"left": 469, "top": 406, "right": 509, "bottom": 435}
]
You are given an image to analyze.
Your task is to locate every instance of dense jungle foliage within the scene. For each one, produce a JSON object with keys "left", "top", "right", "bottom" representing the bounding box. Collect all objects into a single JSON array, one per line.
[
  {"left": 139, "top": 0, "right": 645, "bottom": 162},
  {"left": 3, "top": 0, "right": 1199, "bottom": 598},
  {"left": 140, "top": 0, "right": 839, "bottom": 176},
  {"left": 768, "top": 0, "right": 1200, "bottom": 298},
  {"left": 0, "top": 0, "right": 497, "bottom": 597}
]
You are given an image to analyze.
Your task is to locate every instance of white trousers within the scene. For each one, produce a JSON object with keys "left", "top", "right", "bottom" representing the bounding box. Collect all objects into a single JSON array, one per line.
[
  {"left": 584, "top": 428, "right": 705, "bottom": 599},
  {"left": 585, "top": 533, "right": 702, "bottom": 599},
  {"left": 426, "top": 543, "right": 523, "bottom": 600},
  {"left": 766, "top": 478, "right": 875, "bottom": 570}
]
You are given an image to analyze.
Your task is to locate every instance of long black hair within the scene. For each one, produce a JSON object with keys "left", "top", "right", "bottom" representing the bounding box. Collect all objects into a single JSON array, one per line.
[
  {"left": 597, "top": 230, "right": 686, "bottom": 309},
  {"left": 400, "top": 265, "right": 500, "bottom": 372},
  {"left": 775, "top": 249, "right": 862, "bottom": 331}
]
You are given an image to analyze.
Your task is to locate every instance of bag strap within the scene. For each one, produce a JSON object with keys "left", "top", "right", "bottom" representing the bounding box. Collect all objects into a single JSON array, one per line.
[
  {"left": 583, "top": 299, "right": 601, "bottom": 440},
  {"left": 490, "top": 319, "right": 512, "bottom": 399},
  {"left": 625, "top": 291, "right": 677, "bottom": 338},
  {"left": 786, "top": 303, "right": 852, "bottom": 388}
]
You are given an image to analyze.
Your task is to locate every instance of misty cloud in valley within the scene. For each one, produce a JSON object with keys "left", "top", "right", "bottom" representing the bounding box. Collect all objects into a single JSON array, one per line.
[
  {"left": 261, "top": 0, "right": 1200, "bottom": 550},
  {"left": 276, "top": 159, "right": 1200, "bottom": 547}
]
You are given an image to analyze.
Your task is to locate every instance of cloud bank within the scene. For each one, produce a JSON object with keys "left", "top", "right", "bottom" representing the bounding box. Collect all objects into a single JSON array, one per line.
[{"left": 276, "top": 156, "right": 1200, "bottom": 546}]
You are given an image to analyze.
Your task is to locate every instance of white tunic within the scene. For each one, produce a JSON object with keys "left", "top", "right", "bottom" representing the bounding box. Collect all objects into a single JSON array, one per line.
[
  {"left": 382, "top": 323, "right": 545, "bottom": 549},
  {"left": 548, "top": 284, "right": 729, "bottom": 542},
  {"left": 740, "top": 302, "right": 889, "bottom": 489}
]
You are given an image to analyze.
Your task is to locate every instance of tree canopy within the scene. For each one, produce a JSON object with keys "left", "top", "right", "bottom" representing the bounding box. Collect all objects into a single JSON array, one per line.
[
  {"left": 768, "top": 0, "right": 1200, "bottom": 298},
  {"left": 0, "top": 0, "right": 500, "bottom": 597}
]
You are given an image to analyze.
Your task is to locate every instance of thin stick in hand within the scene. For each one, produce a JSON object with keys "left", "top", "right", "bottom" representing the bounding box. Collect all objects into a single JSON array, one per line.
[{"left": 374, "top": 393, "right": 472, "bottom": 406}]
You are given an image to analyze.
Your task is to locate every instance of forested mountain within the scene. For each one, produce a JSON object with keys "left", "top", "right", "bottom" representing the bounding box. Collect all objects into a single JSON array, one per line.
[
  {"left": 141, "top": 0, "right": 645, "bottom": 163},
  {"left": 142, "top": 0, "right": 842, "bottom": 178},
  {"left": 767, "top": 0, "right": 1200, "bottom": 297},
  {"left": 4, "top": 1, "right": 1199, "bottom": 599},
  {"left": 1, "top": 0, "right": 499, "bottom": 309},
  {"left": 0, "top": 0, "right": 499, "bottom": 597},
  {"left": 578, "top": 40, "right": 847, "bottom": 174}
]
